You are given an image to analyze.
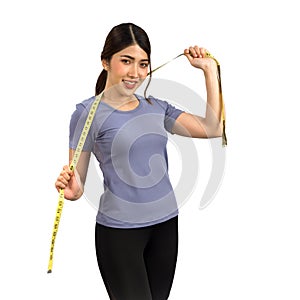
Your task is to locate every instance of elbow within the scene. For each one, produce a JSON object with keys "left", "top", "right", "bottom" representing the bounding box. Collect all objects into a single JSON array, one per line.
[
  {"left": 211, "top": 126, "right": 223, "bottom": 138},
  {"left": 202, "top": 120, "right": 223, "bottom": 139}
]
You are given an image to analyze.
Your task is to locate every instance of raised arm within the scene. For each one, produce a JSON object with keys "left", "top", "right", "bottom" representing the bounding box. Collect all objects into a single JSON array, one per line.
[{"left": 172, "top": 46, "right": 222, "bottom": 138}]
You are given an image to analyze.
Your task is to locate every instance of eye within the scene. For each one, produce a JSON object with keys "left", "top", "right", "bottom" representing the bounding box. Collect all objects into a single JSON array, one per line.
[
  {"left": 121, "top": 59, "right": 131, "bottom": 64},
  {"left": 140, "top": 62, "right": 149, "bottom": 68}
]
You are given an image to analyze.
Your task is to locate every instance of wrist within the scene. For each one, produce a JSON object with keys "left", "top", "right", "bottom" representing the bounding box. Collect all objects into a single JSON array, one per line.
[{"left": 202, "top": 58, "right": 218, "bottom": 73}]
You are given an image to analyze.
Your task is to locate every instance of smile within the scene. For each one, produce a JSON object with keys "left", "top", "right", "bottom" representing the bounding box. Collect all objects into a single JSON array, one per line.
[{"left": 123, "top": 80, "right": 138, "bottom": 89}]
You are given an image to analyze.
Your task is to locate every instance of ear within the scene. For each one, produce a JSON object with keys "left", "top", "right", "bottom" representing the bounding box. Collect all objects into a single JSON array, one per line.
[{"left": 102, "top": 59, "right": 109, "bottom": 71}]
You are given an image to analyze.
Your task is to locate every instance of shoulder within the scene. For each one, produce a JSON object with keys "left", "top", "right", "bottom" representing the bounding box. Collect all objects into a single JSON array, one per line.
[
  {"left": 70, "top": 96, "right": 95, "bottom": 118},
  {"left": 69, "top": 96, "right": 96, "bottom": 129},
  {"left": 74, "top": 96, "right": 95, "bottom": 112}
]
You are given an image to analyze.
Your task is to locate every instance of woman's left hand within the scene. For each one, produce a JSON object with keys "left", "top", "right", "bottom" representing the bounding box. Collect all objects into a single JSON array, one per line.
[{"left": 184, "top": 46, "right": 216, "bottom": 71}]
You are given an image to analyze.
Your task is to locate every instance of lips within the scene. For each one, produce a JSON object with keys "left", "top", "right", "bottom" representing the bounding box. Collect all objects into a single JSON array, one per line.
[{"left": 123, "top": 80, "right": 138, "bottom": 89}]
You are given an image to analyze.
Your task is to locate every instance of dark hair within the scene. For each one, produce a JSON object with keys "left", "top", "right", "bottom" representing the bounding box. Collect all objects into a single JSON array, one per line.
[{"left": 95, "top": 23, "right": 152, "bottom": 101}]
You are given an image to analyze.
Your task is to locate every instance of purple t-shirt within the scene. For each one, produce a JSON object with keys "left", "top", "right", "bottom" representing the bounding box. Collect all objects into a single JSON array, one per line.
[{"left": 69, "top": 94, "right": 184, "bottom": 228}]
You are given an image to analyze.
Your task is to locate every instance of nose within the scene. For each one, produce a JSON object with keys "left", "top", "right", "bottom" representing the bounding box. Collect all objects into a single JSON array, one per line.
[{"left": 128, "top": 63, "right": 139, "bottom": 78}]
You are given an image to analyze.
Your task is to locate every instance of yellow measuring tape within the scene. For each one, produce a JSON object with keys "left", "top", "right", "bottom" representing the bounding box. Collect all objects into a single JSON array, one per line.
[
  {"left": 47, "top": 50, "right": 227, "bottom": 273},
  {"left": 47, "top": 92, "right": 103, "bottom": 273}
]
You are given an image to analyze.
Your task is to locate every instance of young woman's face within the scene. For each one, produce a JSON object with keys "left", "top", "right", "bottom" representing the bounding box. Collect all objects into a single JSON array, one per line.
[{"left": 103, "top": 44, "right": 149, "bottom": 97}]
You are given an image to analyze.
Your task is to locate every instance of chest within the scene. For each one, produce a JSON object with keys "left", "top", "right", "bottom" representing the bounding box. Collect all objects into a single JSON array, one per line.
[{"left": 95, "top": 112, "right": 168, "bottom": 157}]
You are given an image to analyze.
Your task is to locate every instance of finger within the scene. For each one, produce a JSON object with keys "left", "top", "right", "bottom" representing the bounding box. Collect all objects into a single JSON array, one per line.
[
  {"left": 63, "top": 165, "right": 73, "bottom": 175},
  {"left": 62, "top": 171, "right": 71, "bottom": 181},
  {"left": 55, "top": 183, "right": 64, "bottom": 192},
  {"left": 56, "top": 168, "right": 73, "bottom": 186},
  {"left": 188, "top": 46, "right": 198, "bottom": 58},
  {"left": 200, "top": 47, "right": 208, "bottom": 58},
  {"left": 189, "top": 46, "right": 203, "bottom": 58},
  {"left": 184, "top": 48, "right": 190, "bottom": 55},
  {"left": 56, "top": 166, "right": 72, "bottom": 185},
  {"left": 193, "top": 45, "right": 201, "bottom": 57},
  {"left": 55, "top": 178, "right": 67, "bottom": 191},
  {"left": 56, "top": 174, "right": 69, "bottom": 187},
  {"left": 184, "top": 48, "right": 193, "bottom": 63}
]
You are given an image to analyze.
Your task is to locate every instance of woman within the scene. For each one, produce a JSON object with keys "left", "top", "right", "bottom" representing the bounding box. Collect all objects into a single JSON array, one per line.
[{"left": 55, "top": 22, "right": 222, "bottom": 300}]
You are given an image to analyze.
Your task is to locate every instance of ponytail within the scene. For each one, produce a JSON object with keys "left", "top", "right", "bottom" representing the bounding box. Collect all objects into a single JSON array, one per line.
[{"left": 95, "top": 69, "right": 107, "bottom": 96}]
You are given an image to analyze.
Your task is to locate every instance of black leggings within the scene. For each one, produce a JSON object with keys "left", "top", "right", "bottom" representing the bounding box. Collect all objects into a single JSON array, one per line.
[{"left": 95, "top": 216, "right": 178, "bottom": 300}]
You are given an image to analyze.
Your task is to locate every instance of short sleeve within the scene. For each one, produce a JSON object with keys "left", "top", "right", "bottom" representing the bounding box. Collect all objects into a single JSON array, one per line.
[
  {"left": 69, "top": 99, "right": 96, "bottom": 152},
  {"left": 163, "top": 101, "right": 184, "bottom": 133}
]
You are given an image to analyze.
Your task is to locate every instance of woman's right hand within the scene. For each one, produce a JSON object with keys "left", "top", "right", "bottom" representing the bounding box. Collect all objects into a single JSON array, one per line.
[
  {"left": 55, "top": 165, "right": 83, "bottom": 200},
  {"left": 55, "top": 165, "right": 73, "bottom": 190}
]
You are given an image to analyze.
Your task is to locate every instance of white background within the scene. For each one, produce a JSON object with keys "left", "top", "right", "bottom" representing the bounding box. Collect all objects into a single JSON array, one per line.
[{"left": 1, "top": 0, "right": 299, "bottom": 299}]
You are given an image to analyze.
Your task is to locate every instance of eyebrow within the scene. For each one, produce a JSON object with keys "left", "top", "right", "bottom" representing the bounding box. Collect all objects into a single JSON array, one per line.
[{"left": 120, "top": 55, "right": 149, "bottom": 62}]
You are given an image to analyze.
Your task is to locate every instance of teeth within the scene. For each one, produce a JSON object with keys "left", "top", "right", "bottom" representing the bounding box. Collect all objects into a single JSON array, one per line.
[{"left": 124, "top": 80, "right": 136, "bottom": 85}]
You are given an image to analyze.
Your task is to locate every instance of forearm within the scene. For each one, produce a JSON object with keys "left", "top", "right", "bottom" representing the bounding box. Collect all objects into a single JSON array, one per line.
[{"left": 203, "top": 61, "right": 222, "bottom": 136}]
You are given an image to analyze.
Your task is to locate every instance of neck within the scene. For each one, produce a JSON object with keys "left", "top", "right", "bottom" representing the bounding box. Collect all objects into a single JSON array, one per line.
[{"left": 103, "top": 87, "right": 137, "bottom": 104}]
